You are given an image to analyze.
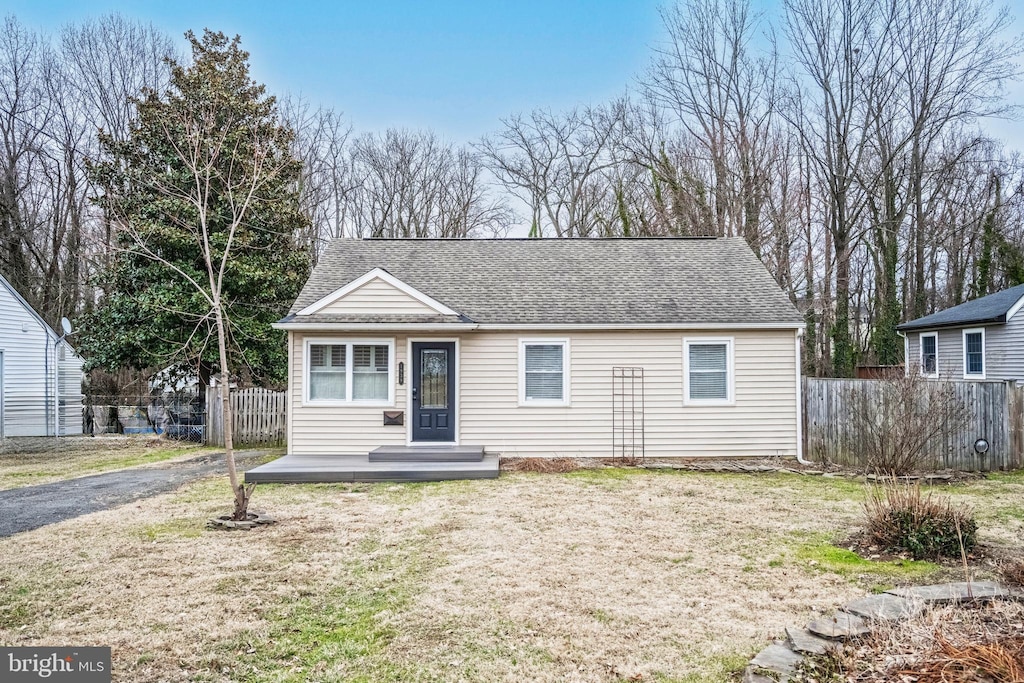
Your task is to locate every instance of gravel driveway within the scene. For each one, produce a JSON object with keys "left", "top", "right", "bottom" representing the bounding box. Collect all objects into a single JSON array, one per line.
[{"left": 0, "top": 450, "right": 272, "bottom": 537}]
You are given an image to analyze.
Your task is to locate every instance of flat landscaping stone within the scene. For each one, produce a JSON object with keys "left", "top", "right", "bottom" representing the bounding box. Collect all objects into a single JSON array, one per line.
[
  {"left": 844, "top": 593, "right": 924, "bottom": 621},
  {"left": 786, "top": 626, "right": 837, "bottom": 655},
  {"left": 807, "top": 611, "right": 870, "bottom": 640},
  {"left": 886, "top": 581, "right": 1009, "bottom": 604},
  {"left": 742, "top": 665, "right": 780, "bottom": 683},
  {"left": 749, "top": 642, "right": 802, "bottom": 678}
]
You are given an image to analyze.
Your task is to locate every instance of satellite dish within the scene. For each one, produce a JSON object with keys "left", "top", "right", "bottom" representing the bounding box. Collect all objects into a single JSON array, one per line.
[{"left": 60, "top": 317, "right": 72, "bottom": 336}]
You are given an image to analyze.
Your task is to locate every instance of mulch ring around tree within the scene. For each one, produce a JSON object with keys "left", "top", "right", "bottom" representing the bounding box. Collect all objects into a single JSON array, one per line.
[{"left": 207, "top": 511, "right": 277, "bottom": 530}]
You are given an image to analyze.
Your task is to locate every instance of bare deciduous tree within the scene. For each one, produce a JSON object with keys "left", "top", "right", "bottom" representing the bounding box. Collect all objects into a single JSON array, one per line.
[
  {"left": 477, "top": 104, "right": 622, "bottom": 237},
  {"left": 279, "top": 95, "right": 355, "bottom": 259},
  {"left": 350, "top": 128, "right": 512, "bottom": 238}
]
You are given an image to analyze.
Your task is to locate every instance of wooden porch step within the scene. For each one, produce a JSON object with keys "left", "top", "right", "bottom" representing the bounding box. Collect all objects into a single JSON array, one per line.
[
  {"left": 368, "top": 445, "right": 485, "bottom": 463},
  {"left": 244, "top": 454, "right": 499, "bottom": 484}
]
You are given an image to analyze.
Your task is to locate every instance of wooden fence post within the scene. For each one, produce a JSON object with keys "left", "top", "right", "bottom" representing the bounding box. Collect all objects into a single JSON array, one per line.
[{"left": 204, "top": 386, "right": 286, "bottom": 448}]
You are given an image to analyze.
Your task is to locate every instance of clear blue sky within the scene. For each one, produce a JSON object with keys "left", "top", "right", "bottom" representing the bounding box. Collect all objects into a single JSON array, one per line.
[
  {"left": 4, "top": 0, "right": 665, "bottom": 141},
  {"left": 5, "top": 0, "right": 1021, "bottom": 147}
]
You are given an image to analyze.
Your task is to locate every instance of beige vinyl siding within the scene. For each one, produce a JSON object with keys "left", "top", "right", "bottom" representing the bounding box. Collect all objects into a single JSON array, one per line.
[
  {"left": 288, "top": 328, "right": 799, "bottom": 458},
  {"left": 460, "top": 330, "right": 796, "bottom": 458},
  {"left": 289, "top": 332, "right": 409, "bottom": 455},
  {"left": 318, "top": 278, "right": 439, "bottom": 316}
]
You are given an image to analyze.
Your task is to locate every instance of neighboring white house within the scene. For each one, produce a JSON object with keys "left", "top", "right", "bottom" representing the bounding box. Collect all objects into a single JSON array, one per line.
[
  {"left": 899, "top": 283, "right": 1024, "bottom": 382},
  {"left": 270, "top": 237, "right": 805, "bottom": 460},
  {"left": 0, "top": 273, "right": 84, "bottom": 436}
]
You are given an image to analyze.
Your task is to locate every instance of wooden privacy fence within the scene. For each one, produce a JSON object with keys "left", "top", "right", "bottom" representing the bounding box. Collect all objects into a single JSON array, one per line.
[
  {"left": 804, "top": 377, "right": 1024, "bottom": 471},
  {"left": 206, "top": 387, "right": 286, "bottom": 447}
]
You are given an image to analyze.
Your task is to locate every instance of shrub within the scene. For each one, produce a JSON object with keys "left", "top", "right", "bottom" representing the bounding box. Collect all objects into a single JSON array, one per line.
[
  {"left": 853, "top": 371, "right": 973, "bottom": 475},
  {"left": 501, "top": 457, "right": 579, "bottom": 473},
  {"left": 863, "top": 482, "right": 977, "bottom": 560}
]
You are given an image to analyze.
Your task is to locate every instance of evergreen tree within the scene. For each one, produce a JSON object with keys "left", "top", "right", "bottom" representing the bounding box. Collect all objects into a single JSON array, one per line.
[
  {"left": 78, "top": 29, "right": 310, "bottom": 517},
  {"left": 80, "top": 29, "right": 310, "bottom": 388}
]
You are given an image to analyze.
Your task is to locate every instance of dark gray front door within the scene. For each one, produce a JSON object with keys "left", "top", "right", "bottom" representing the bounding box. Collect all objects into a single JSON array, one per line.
[{"left": 412, "top": 342, "right": 455, "bottom": 442}]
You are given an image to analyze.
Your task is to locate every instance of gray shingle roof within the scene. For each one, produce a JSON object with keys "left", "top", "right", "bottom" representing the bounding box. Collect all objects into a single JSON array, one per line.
[
  {"left": 284, "top": 237, "right": 803, "bottom": 327},
  {"left": 897, "top": 283, "right": 1024, "bottom": 332}
]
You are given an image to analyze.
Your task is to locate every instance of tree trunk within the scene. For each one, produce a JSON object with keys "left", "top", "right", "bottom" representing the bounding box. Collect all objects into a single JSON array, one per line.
[{"left": 213, "top": 300, "right": 250, "bottom": 519}]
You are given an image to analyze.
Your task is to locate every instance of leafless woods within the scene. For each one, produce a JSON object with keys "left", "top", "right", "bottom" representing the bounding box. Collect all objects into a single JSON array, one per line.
[{"left": 2, "top": 1, "right": 1022, "bottom": 377}]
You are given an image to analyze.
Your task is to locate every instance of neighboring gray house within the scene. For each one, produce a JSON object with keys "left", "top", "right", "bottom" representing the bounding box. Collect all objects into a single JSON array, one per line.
[
  {"left": 0, "top": 273, "right": 84, "bottom": 436},
  {"left": 268, "top": 237, "right": 805, "bottom": 461},
  {"left": 898, "top": 283, "right": 1024, "bottom": 381}
]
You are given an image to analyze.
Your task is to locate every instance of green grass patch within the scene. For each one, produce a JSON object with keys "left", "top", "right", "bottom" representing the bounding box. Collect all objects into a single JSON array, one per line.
[
  {"left": 0, "top": 443, "right": 219, "bottom": 490},
  {"left": 138, "top": 518, "right": 205, "bottom": 542},
  {"left": 224, "top": 534, "right": 438, "bottom": 683},
  {"left": 983, "top": 470, "right": 1024, "bottom": 484},
  {"left": 795, "top": 540, "right": 940, "bottom": 582},
  {"left": 662, "top": 651, "right": 751, "bottom": 683},
  {"left": 85, "top": 445, "right": 215, "bottom": 470},
  {"left": 0, "top": 566, "right": 84, "bottom": 630},
  {"left": 0, "top": 583, "right": 35, "bottom": 629},
  {"left": 763, "top": 472, "right": 871, "bottom": 501},
  {"left": 563, "top": 467, "right": 638, "bottom": 489}
]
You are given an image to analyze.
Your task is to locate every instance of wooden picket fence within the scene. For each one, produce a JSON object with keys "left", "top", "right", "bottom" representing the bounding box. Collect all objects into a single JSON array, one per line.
[
  {"left": 804, "top": 377, "right": 1024, "bottom": 471},
  {"left": 205, "top": 387, "right": 286, "bottom": 447}
]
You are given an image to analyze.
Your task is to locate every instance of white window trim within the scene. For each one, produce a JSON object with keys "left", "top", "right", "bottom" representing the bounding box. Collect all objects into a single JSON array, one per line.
[
  {"left": 683, "top": 337, "right": 735, "bottom": 406},
  {"left": 518, "top": 338, "right": 571, "bottom": 407},
  {"left": 919, "top": 332, "right": 938, "bottom": 378},
  {"left": 962, "top": 328, "right": 986, "bottom": 380},
  {"left": 302, "top": 337, "right": 396, "bottom": 406}
]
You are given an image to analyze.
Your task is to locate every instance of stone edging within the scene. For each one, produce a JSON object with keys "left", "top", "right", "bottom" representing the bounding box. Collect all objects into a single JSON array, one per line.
[
  {"left": 743, "top": 581, "right": 1019, "bottom": 682},
  {"left": 637, "top": 461, "right": 963, "bottom": 481}
]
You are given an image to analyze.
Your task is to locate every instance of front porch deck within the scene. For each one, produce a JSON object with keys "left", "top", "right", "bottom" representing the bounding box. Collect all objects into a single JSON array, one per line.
[{"left": 245, "top": 452, "right": 499, "bottom": 484}]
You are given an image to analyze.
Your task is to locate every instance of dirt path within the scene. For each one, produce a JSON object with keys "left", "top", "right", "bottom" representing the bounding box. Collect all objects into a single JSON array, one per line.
[{"left": 0, "top": 450, "right": 273, "bottom": 537}]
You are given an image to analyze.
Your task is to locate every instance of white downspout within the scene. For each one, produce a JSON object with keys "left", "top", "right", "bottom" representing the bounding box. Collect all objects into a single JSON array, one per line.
[
  {"left": 795, "top": 328, "right": 811, "bottom": 465},
  {"left": 898, "top": 330, "right": 908, "bottom": 376}
]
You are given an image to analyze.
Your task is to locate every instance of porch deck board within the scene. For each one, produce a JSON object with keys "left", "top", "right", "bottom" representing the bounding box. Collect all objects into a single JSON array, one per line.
[
  {"left": 369, "top": 445, "right": 484, "bottom": 462},
  {"left": 245, "top": 454, "right": 499, "bottom": 483}
]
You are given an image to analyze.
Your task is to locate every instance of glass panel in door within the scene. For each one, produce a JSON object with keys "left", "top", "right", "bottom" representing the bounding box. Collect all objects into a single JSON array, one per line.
[{"left": 421, "top": 349, "right": 448, "bottom": 409}]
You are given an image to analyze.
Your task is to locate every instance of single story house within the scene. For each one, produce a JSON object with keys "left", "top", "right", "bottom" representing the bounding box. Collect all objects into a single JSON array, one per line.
[
  {"left": 253, "top": 237, "right": 804, "bottom": 480},
  {"left": 898, "top": 283, "right": 1024, "bottom": 381},
  {"left": 0, "top": 273, "right": 84, "bottom": 436}
]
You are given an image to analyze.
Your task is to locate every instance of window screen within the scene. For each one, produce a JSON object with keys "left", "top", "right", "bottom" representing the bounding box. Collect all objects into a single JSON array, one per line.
[
  {"left": 309, "top": 344, "right": 346, "bottom": 400},
  {"left": 524, "top": 343, "right": 564, "bottom": 401},
  {"left": 921, "top": 335, "right": 937, "bottom": 374},
  {"left": 688, "top": 343, "right": 728, "bottom": 401},
  {"left": 965, "top": 332, "right": 984, "bottom": 375}
]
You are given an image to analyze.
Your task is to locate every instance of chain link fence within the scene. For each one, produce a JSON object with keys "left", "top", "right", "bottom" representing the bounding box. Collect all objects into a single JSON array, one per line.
[{"left": 83, "top": 393, "right": 206, "bottom": 442}]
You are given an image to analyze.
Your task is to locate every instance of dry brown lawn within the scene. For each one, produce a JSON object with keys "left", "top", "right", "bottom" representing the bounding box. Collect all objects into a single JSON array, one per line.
[
  {"left": 0, "top": 467, "right": 1021, "bottom": 682},
  {"left": 0, "top": 435, "right": 214, "bottom": 489}
]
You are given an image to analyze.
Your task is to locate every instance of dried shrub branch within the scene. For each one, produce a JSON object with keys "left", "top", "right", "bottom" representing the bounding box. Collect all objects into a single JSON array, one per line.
[
  {"left": 905, "top": 632, "right": 1024, "bottom": 682},
  {"left": 852, "top": 371, "right": 973, "bottom": 475},
  {"left": 863, "top": 481, "right": 977, "bottom": 560},
  {"left": 500, "top": 457, "right": 580, "bottom": 473}
]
